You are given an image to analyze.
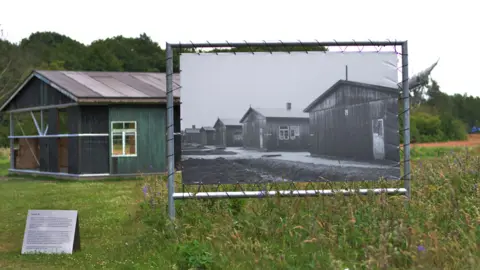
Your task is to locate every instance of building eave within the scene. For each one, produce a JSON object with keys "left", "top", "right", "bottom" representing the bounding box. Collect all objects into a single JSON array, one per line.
[{"left": 0, "top": 71, "right": 79, "bottom": 112}]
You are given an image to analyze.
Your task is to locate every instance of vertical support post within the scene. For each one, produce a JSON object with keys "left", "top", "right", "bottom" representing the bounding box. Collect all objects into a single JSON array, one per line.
[
  {"left": 40, "top": 110, "right": 44, "bottom": 134},
  {"left": 166, "top": 43, "right": 176, "bottom": 220},
  {"left": 46, "top": 108, "right": 59, "bottom": 172},
  {"left": 401, "top": 41, "right": 411, "bottom": 199},
  {"left": 10, "top": 113, "right": 14, "bottom": 169}
]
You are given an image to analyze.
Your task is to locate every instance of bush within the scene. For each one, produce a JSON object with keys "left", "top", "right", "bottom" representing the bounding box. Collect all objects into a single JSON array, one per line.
[
  {"left": 177, "top": 240, "right": 213, "bottom": 270},
  {"left": 411, "top": 112, "right": 444, "bottom": 142},
  {"left": 409, "top": 111, "right": 469, "bottom": 143}
]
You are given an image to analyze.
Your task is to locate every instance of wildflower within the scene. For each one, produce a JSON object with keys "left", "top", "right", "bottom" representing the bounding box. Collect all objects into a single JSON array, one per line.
[
  {"left": 417, "top": 245, "right": 425, "bottom": 252},
  {"left": 142, "top": 185, "right": 148, "bottom": 197},
  {"left": 258, "top": 185, "right": 268, "bottom": 198}
]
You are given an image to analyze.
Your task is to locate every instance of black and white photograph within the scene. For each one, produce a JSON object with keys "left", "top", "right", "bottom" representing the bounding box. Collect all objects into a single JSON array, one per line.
[{"left": 180, "top": 51, "right": 402, "bottom": 184}]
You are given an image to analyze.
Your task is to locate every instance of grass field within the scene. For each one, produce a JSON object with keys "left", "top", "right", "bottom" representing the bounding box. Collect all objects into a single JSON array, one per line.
[{"left": 0, "top": 146, "right": 479, "bottom": 269}]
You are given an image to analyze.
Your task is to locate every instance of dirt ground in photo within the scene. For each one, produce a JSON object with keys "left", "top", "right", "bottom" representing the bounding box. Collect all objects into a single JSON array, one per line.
[{"left": 181, "top": 157, "right": 400, "bottom": 184}]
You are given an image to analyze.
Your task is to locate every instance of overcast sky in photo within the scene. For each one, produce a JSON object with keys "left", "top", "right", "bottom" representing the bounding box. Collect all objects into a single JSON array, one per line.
[
  {"left": 180, "top": 52, "right": 399, "bottom": 128},
  {"left": 1, "top": 0, "right": 478, "bottom": 97}
]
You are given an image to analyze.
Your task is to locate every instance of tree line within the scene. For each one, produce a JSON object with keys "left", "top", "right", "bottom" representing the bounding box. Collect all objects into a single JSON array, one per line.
[
  {"left": 0, "top": 32, "right": 479, "bottom": 146},
  {"left": 400, "top": 78, "right": 480, "bottom": 144}
]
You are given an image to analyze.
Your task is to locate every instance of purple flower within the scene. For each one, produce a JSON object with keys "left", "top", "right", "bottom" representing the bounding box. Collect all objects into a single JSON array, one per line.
[
  {"left": 258, "top": 185, "right": 268, "bottom": 198},
  {"left": 417, "top": 245, "right": 425, "bottom": 252},
  {"left": 149, "top": 164, "right": 153, "bottom": 169},
  {"left": 142, "top": 185, "right": 148, "bottom": 197}
]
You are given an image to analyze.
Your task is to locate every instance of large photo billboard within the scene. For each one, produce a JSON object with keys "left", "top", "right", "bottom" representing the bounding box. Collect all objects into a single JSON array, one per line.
[{"left": 180, "top": 51, "right": 401, "bottom": 184}]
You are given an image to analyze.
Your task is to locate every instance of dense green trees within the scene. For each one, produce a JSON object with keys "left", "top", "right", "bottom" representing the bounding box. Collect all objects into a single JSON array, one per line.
[
  {"left": 405, "top": 78, "right": 479, "bottom": 143},
  {"left": 0, "top": 32, "right": 479, "bottom": 146}
]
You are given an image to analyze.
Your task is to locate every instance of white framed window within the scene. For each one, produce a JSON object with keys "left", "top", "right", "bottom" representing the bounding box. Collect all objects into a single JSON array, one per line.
[
  {"left": 279, "top": 125, "right": 300, "bottom": 140},
  {"left": 289, "top": 126, "right": 300, "bottom": 140},
  {"left": 111, "top": 121, "right": 137, "bottom": 157},
  {"left": 279, "top": 126, "right": 289, "bottom": 140},
  {"left": 233, "top": 131, "right": 243, "bottom": 141}
]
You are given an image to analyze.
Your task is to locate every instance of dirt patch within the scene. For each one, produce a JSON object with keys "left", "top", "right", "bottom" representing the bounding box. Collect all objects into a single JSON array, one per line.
[
  {"left": 0, "top": 176, "right": 24, "bottom": 181},
  {"left": 182, "top": 157, "right": 400, "bottom": 184},
  {"left": 182, "top": 144, "right": 207, "bottom": 150},
  {"left": 182, "top": 149, "right": 238, "bottom": 156},
  {"left": 0, "top": 242, "right": 15, "bottom": 252},
  {"left": 407, "top": 134, "right": 480, "bottom": 148}
]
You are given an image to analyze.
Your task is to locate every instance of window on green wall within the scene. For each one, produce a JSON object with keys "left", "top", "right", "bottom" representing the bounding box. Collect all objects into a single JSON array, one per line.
[{"left": 111, "top": 121, "right": 137, "bottom": 157}]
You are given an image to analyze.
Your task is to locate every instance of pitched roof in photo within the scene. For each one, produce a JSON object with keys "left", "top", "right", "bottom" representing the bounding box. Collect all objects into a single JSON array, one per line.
[
  {"left": 239, "top": 107, "right": 308, "bottom": 123},
  {"left": 184, "top": 128, "right": 201, "bottom": 134},
  {"left": 214, "top": 118, "right": 242, "bottom": 127},
  {"left": 303, "top": 79, "right": 398, "bottom": 113},
  {"left": 201, "top": 126, "right": 216, "bottom": 131}
]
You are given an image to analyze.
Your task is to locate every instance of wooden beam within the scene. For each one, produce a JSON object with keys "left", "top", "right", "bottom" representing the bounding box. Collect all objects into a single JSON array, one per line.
[
  {"left": 5, "top": 103, "right": 78, "bottom": 114},
  {"left": 10, "top": 113, "right": 14, "bottom": 169}
]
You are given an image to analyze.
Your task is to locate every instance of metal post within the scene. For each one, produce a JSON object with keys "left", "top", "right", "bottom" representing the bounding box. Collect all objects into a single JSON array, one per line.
[
  {"left": 40, "top": 110, "right": 44, "bottom": 134},
  {"left": 10, "top": 113, "right": 14, "bottom": 169},
  {"left": 166, "top": 43, "right": 176, "bottom": 220},
  {"left": 401, "top": 41, "right": 411, "bottom": 199}
]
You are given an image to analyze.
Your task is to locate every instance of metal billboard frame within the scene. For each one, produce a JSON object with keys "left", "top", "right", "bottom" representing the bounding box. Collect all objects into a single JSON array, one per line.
[{"left": 165, "top": 40, "right": 411, "bottom": 220}]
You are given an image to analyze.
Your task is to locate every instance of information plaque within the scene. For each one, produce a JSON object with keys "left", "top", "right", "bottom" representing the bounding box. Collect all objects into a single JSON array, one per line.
[{"left": 21, "top": 210, "right": 80, "bottom": 254}]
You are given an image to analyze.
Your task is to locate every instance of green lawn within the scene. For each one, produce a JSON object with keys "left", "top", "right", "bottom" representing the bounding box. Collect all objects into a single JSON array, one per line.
[
  {"left": 0, "top": 148, "right": 479, "bottom": 269},
  {"left": 0, "top": 156, "right": 9, "bottom": 176},
  {"left": 0, "top": 179, "right": 147, "bottom": 269}
]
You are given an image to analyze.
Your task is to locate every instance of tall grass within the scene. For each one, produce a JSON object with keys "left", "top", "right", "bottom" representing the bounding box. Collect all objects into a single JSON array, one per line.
[
  {"left": 401, "top": 145, "right": 480, "bottom": 161},
  {"left": 0, "top": 147, "right": 9, "bottom": 159},
  {"left": 137, "top": 150, "right": 480, "bottom": 269},
  {"left": 0, "top": 147, "right": 478, "bottom": 269}
]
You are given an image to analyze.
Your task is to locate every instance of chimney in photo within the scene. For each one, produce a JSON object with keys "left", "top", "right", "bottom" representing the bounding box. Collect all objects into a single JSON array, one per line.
[
  {"left": 192, "top": 125, "right": 196, "bottom": 129},
  {"left": 286, "top": 102, "right": 292, "bottom": 111}
]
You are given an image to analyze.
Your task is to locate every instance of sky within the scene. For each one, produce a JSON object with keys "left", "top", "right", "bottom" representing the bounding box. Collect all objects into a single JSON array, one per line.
[{"left": 1, "top": 0, "right": 478, "bottom": 97}]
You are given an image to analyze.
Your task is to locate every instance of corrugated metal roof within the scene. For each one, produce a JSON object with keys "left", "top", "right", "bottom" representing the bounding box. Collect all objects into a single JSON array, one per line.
[
  {"left": 36, "top": 70, "right": 181, "bottom": 99},
  {"left": 219, "top": 118, "right": 242, "bottom": 126},
  {"left": 92, "top": 76, "right": 149, "bottom": 97}
]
